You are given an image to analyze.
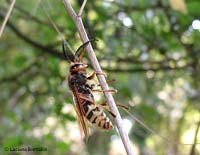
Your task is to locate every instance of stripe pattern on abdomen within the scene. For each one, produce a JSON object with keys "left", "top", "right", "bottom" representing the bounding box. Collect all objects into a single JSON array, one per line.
[{"left": 83, "top": 101, "right": 113, "bottom": 129}]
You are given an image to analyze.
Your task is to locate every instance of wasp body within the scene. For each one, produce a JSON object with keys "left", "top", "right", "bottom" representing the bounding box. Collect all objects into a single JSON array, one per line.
[{"left": 63, "top": 40, "right": 113, "bottom": 137}]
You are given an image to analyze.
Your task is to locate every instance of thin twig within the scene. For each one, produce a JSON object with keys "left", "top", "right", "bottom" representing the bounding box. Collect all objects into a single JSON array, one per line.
[
  {"left": 0, "top": 0, "right": 16, "bottom": 38},
  {"left": 63, "top": 1, "right": 134, "bottom": 155},
  {"left": 78, "top": 0, "right": 87, "bottom": 17}
]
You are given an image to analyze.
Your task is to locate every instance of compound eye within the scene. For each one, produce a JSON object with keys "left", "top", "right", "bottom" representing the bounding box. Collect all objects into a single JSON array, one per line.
[
  {"left": 71, "top": 66, "right": 76, "bottom": 70},
  {"left": 73, "top": 65, "right": 79, "bottom": 69}
]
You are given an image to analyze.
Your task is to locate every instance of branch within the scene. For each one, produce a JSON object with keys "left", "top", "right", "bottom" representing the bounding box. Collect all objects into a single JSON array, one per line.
[
  {"left": 77, "top": 0, "right": 96, "bottom": 40},
  {"left": 78, "top": 0, "right": 87, "bottom": 16},
  {"left": 0, "top": 0, "right": 16, "bottom": 37},
  {"left": 63, "top": 1, "right": 134, "bottom": 155}
]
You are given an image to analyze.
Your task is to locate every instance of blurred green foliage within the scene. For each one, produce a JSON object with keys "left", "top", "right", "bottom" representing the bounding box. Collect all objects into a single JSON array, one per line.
[{"left": 0, "top": 0, "right": 200, "bottom": 155}]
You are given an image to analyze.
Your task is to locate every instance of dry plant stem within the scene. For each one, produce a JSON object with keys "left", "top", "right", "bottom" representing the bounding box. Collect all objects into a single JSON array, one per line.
[
  {"left": 63, "top": 1, "right": 134, "bottom": 155},
  {"left": 0, "top": 0, "right": 16, "bottom": 38},
  {"left": 78, "top": 0, "right": 87, "bottom": 16}
]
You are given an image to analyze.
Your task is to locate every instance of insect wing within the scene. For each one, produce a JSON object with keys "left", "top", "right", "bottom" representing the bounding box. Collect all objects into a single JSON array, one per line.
[{"left": 71, "top": 87, "right": 88, "bottom": 138}]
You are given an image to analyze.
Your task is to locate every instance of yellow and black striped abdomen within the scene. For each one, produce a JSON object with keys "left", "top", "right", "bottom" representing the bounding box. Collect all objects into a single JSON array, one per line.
[{"left": 83, "top": 102, "right": 113, "bottom": 130}]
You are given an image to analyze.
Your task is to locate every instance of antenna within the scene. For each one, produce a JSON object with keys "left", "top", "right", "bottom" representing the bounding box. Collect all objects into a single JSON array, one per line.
[{"left": 75, "top": 39, "right": 97, "bottom": 62}]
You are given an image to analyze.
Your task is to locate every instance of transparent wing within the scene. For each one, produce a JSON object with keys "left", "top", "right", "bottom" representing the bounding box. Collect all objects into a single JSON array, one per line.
[{"left": 71, "top": 87, "right": 88, "bottom": 138}]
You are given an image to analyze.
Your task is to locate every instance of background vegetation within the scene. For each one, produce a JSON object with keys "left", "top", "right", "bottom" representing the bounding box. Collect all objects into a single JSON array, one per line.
[{"left": 0, "top": 0, "right": 200, "bottom": 155}]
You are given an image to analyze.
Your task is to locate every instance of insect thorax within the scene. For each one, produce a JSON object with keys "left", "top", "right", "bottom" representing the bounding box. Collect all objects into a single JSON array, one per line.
[{"left": 70, "top": 73, "right": 87, "bottom": 85}]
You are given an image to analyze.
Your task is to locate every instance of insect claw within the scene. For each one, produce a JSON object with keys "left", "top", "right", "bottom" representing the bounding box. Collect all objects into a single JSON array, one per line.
[{"left": 96, "top": 71, "right": 107, "bottom": 77}]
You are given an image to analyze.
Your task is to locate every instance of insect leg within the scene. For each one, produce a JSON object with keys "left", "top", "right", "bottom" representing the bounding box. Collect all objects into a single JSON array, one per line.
[
  {"left": 106, "top": 110, "right": 116, "bottom": 118},
  {"left": 87, "top": 72, "right": 116, "bottom": 92},
  {"left": 87, "top": 71, "right": 116, "bottom": 82},
  {"left": 100, "top": 100, "right": 129, "bottom": 111},
  {"left": 87, "top": 72, "right": 96, "bottom": 80},
  {"left": 95, "top": 71, "right": 107, "bottom": 77},
  {"left": 92, "top": 89, "right": 117, "bottom": 93},
  {"left": 96, "top": 79, "right": 116, "bottom": 86},
  {"left": 87, "top": 80, "right": 116, "bottom": 92},
  {"left": 99, "top": 101, "right": 116, "bottom": 118},
  {"left": 79, "top": 94, "right": 96, "bottom": 104}
]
